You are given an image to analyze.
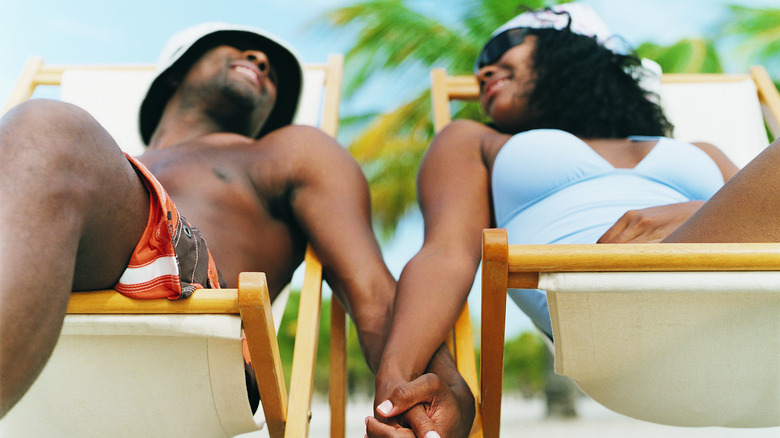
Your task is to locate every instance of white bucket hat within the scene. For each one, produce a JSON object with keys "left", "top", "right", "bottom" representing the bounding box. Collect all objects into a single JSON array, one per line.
[
  {"left": 139, "top": 22, "right": 304, "bottom": 144},
  {"left": 475, "top": 3, "right": 626, "bottom": 73}
]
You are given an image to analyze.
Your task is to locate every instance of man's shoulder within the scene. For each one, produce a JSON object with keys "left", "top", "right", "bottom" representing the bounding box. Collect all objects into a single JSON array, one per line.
[
  {"left": 252, "top": 123, "right": 347, "bottom": 160},
  {"left": 223, "top": 123, "right": 355, "bottom": 190},
  {"left": 259, "top": 124, "right": 332, "bottom": 143}
]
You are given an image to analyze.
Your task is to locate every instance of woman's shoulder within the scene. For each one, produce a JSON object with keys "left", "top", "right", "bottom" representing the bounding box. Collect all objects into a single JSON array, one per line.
[
  {"left": 434, "top": 120, "right": 514, "bottom": 164},
  {"left": 430, "top": 119, "right": 495, "bottom": 151},
  {"left": 437, "top": 119, "right": 495, "bottom": 138}
]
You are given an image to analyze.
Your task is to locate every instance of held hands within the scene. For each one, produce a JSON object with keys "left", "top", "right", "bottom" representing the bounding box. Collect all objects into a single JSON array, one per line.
[
  {"left": 598, "top": 201, "right": 705, "bottom": 243},
  {"left": 367, "top": 373, "right": 475, "bottom": 438}
]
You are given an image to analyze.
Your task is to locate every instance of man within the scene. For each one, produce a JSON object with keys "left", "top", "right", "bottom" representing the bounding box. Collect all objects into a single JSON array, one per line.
[{"left": 0, "top": 23, "right": 473, "bottom": 436}]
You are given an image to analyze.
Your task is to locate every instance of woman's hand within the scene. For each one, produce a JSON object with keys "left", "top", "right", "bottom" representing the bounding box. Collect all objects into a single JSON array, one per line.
[{"left": 598, "top": 201, "right": 705, "bottom": 243}]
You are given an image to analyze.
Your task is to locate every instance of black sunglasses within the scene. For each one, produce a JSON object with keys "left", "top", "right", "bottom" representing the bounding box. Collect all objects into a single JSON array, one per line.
[{"left": 474, "top": 27, "right": 530, "bottom": 74}]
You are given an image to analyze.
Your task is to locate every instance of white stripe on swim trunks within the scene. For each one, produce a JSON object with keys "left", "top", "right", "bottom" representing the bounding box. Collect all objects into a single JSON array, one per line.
[{"left": 118, "top": 255, "right": 179, "bottom": 285}]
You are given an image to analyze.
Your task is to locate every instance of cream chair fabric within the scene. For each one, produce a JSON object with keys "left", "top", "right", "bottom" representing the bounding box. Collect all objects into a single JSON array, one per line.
[
  {"left": 61, "top": 69, "right": 151, "bottom": 155},
  {"left": 480, "top": 230, "right": 780, "bottom": 437},
  {"left": 57, "top": 65, "right": 331, "bottom": 157},
  {"left": 1, "top": 314, "right": 261, "bottom": 437},
  {"left": 660, "top": 75, "right": 770, "bottom": 167},
  {"left": 544, "top": 270, "right": 780, "bottom": 427}
]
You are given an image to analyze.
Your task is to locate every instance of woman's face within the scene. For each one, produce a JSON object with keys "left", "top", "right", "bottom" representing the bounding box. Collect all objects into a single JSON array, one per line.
[{"left": 476, "top": 36, "right": 539, "bottom": 133}]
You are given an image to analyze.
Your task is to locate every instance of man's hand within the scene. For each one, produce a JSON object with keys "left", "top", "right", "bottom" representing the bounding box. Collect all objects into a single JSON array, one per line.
[
  {"left": 598, "top": 201, "right": 705, "bottom": 243},
  {"left": 367, "top": 372, "right": 475, "bottom": 438}
]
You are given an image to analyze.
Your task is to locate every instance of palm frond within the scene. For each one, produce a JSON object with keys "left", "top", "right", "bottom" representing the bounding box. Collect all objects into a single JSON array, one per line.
[
  {"left": 636, "top": 39, "right": 722, "bottom": 74},
  {"left": 322, "top": 1, "right": 473, "bottom": 96},
  {"left": 348, "top": 93, "right": 432, "bottom": 235},
  {"left": 318, "top": 0, "right": 579, "bottom": 235},
  {"left": 720, "top": 5, "right": 780, "bottom": 74}
]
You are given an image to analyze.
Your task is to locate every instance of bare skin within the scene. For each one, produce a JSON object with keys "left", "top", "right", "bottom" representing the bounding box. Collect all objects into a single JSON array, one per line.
[
  {"left": 0, "top": 100, "right": 150, "bottom": 417},
  {"left": 0, "top": 43, "right": 444, "bottom": 420},
  {"left": 371, "top": 36, "right": 755, "bottom": 437},
  {"left": 367, "top": 346, "right": 474, "bottom": 437},
  {"left": 140, "top": 128, "right": 395, "bottom": 361}
]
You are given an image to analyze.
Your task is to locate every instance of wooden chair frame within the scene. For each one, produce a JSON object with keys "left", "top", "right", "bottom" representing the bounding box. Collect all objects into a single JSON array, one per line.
[{"left": 481, "top": 229, "right": 780, "bottom": 435}]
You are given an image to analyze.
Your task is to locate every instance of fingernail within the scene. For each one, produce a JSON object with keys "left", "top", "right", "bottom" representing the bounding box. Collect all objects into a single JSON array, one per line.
[
  {"left": 425, "top": 432, "right": 442, "bottom": 438},
  {"left": 365, "top": 416, "right": 370, "bottom": 425},
  {"left": 377, "top": 399, "right": 393, "bottom": 415}
]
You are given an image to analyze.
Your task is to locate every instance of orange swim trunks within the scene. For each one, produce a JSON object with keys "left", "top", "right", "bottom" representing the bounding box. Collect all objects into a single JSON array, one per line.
[{"left": 115, "top": 154, "right": 223, "bottom": 299}]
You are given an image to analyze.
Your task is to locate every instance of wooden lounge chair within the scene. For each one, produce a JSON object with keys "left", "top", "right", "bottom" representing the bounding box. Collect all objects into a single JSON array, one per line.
[
  {"left": 430, "top": 64, "right": 780, "bottom": 437},
  {"left": 0, "top": 54, "right": 349, "bottom": 438},
  {"left": 481, "top": 229, "right": 780, "bottom": 432}
]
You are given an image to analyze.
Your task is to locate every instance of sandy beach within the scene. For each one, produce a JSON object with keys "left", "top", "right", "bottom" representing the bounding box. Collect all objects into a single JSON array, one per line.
[{"left": 242, "top": 394, "right": 780, "bottom": 437}]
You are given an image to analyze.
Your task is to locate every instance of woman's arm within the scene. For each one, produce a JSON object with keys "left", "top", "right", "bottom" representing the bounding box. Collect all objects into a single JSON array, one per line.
[{"left": 375, "top": 120, "right": 496, "bottom": 410}]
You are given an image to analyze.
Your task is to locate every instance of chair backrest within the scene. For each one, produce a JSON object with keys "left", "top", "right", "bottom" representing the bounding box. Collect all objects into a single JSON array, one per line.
[
  {"left": 3, "top": 55, "right": 343, "bottom": 153},
  {"left": 660, "top": 70, "right": 780, "bottom": 167},
  {"left": 430, "top": 66, "right": 780, "bottom": 167},
  {"left": 480, "top": 229, "right": 780, "bottom": 435},
  {"left": 0, "top": 55, "right": 348, "bottom": 438}
]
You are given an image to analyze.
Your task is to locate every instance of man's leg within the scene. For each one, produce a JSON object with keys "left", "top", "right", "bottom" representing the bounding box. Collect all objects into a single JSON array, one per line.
[
  {"left": 665, "top": 137, "right": 780, "bottom": 244},
  {"left": 0, "top": 100, "right": 149, "bottom": 417}
]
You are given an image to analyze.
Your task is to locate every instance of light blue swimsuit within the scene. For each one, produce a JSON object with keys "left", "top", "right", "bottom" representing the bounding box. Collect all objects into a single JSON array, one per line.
[{"left": 491, "top": 129, "right": 725, "bottom": 339}]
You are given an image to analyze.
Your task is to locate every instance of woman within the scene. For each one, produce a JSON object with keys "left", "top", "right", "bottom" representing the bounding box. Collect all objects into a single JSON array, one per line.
[{"left": 366, "top": 3, "right": 780, "bottom": 437}]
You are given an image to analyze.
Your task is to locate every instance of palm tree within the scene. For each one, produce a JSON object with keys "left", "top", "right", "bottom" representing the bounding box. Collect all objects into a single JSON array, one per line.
[
  {"left": 321, "top": 0, "right": 558, "bottom": 238},
  {"left": 636, "top": 5, "right": 780, "bottom": 80},
  {"left": 636, "top": 39, "right": 723, "bottom": 73},
  {"left": 719, "top": 4, "right": 780, "bottom": 81},
  {"left": 320, "top": 0, "right": 751, "bottom": 237}
]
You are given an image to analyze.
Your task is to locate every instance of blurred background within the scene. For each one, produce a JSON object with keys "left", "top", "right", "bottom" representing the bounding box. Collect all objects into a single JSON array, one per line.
[{"left": 2, "top": 0, "right": 779, "bottom": 429}]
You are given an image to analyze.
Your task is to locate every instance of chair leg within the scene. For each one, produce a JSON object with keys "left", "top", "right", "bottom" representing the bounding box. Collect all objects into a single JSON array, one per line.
[
  {"left": 480, "top": 229, "right": 509, "bottom": 438},
  {"left": 453, "top": 305, "right": 484, "bottom": 437},
  {"left": 285, "top": 247, "right": 324, "bottom": 438},
  {"left": 239, "top": 272, "right": 288, "bottom": 438},
  {"left": 329, "top": 299, "right": 348, "bottom": 438}
]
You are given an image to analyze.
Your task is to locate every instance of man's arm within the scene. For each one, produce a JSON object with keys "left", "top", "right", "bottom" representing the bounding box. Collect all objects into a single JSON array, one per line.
[
  {"left": 270, "top": 122, "right": 479, "bottom": 435},
  {"left": 268, "top": 124, "right": 395, "bottom": 371}
]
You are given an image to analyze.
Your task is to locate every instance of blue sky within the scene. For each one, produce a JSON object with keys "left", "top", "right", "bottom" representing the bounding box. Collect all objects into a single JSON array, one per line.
[
  {"left": 2, "top": 0, "right": 777, "bottom": 111},
  {"left": 1, "top": 0, "right": 777, "bottom": 335},
  {"left": 0, "top": 0, "right": 349, "bottom": 104}
]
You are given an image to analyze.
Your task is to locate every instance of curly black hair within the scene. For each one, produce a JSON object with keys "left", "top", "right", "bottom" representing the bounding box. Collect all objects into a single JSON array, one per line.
[{"left": 522, "top": 27, "right": 673, "bottom": 138}]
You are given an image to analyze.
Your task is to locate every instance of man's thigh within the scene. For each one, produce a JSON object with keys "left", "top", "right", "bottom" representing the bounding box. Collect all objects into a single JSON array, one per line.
[{"left": 0, "top": 99, "right": 149, "bottom": 290}]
